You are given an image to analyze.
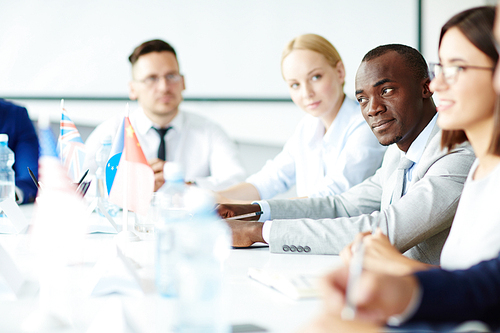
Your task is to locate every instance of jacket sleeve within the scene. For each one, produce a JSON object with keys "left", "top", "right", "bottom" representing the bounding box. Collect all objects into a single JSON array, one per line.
[{"left": 411, "top": 253, "right": 500, "bottom": 325}]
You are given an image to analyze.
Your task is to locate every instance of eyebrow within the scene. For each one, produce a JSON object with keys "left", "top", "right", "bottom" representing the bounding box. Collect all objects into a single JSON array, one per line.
[
  {"left": 355, "top": 78, "right": 394, "bottom": 95},
  {"left": 307, "top": 67, "right": 322, "bottom": 76}
]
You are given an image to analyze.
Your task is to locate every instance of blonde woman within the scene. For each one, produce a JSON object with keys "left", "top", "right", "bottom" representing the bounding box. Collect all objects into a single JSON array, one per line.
[{"left": 218, "top": 34, "right": 385, "bottom": 202}]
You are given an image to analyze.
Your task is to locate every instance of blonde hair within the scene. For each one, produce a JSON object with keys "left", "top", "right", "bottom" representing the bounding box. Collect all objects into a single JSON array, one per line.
[{"left": 281, "top": 34, "right": 343, "bottom": 79}]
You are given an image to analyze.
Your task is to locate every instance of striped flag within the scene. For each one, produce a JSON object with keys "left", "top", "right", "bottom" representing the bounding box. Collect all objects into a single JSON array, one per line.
[
  {"left": 108, "top": 117, "right": 154, "bottom": 216},
  {"left": 59, "top": 108, "right": 86, "bottom": 182}
]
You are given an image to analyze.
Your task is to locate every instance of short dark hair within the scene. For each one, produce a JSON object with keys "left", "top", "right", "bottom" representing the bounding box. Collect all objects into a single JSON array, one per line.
[
  {"left": 362, "top": 44, "right": 429, "bottom": 81},
  {"left": 438, "top": 6, "right": 499, "bottom": 154},
  {"left": 129, "top": 39, "right": 177, "bottom": 65}
]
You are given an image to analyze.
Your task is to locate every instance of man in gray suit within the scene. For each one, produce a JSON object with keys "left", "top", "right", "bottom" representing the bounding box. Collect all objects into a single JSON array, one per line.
[{"left": 218, "top": 44, "right": 475, "bottom": 264}]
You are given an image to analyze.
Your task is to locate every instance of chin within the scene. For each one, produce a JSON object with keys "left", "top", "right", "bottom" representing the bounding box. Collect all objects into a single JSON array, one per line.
[{"left": 377, "top": 135, "right": 402, "bottom": 147}]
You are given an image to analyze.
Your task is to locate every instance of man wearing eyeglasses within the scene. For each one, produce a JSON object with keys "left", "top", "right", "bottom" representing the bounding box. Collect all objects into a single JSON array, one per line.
[
  {"left": 219, "top": 44, "right": 475, "bottom": 265},
  {"left": 84, "top": 39, "right": 245, "bottom": 191}
]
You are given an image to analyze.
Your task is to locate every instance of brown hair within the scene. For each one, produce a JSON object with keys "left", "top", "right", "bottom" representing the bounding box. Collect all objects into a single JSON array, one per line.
[
  {"left": 281, "top": 34, "right": 343, "bottom": 85},
  {"left": 438, "top": 6, "right": 500, "bottom": 155},
  {"left": 129, "top": 39, "right": 177, "bottom": 65}
]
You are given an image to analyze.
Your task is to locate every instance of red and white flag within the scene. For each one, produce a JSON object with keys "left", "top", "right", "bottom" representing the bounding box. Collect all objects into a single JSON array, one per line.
[{"left": 109, "top": 117, "right": 154, "bottom": 216}]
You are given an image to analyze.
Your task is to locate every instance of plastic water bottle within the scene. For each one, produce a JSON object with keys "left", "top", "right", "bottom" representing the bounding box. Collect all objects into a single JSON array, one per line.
[
  {"left": 95, "top": 135, "right": 119, "bottom": 217},
  {"left": 0, "top": 134, "right": 15, "bottom": 220},
  {"left": 176, "top": 187, "right": 232, "bottom": 333},
  {"left": 155, "top": 162, "right": 190, "bottom": 298}
]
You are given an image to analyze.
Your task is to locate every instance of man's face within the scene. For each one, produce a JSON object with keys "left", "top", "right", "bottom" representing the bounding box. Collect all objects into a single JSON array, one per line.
[
  {"left": 355, "top": 51, "right": 431, "bottom": 152},
  {"left": 129, "top": 51, "right": 185, "bottom": 121}
]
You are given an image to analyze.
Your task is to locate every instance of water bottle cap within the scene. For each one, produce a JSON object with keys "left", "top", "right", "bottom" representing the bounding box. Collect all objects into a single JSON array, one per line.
[
  {"left": 0, "top": 134, "right": 8, "bottom": 143},
  {"left": 100, "top": 135, "right": 112, "bottom": 145},
  {"left": 163, "top": 162, "right": 184, "bottom": 182}
]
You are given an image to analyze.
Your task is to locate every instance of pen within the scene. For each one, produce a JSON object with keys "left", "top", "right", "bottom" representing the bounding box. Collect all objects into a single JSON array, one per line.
[
  {"left": 341, "top": 217, "right": 382, "bottom": 320},
  {"left": 225, "top": 211, "right": 263, "bottom": 220},
  {"left": 27, "top": 167, "right": 39, "bottom": 188},
  {"left": 341, "top": 240, "right": 365, "bottom": 320},
  {"left": 77, "top": 169, "right": 89, "bottom": 185}
]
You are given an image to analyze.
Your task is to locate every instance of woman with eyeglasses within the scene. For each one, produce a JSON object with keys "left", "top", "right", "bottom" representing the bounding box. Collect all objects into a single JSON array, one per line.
[{"left": 296, "top": 6, "right": 500, "bottom": 331}]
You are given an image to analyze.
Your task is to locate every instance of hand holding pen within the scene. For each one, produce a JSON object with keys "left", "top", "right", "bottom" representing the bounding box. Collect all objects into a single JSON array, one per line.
[{"left": 341, "top": 219, "right": 382, "bottom": 320}]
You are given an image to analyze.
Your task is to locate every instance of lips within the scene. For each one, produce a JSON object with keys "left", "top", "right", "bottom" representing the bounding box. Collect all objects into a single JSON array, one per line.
[
  {"left": 306, "top": 101, "right": 321, "bottom": 109},
  {"left": 371, "top": 118, "right": 395, "bottom": 130}
]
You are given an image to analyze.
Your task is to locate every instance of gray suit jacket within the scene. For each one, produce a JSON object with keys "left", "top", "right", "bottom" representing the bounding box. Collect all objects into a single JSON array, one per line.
[{"left": 267, "top": 124, "right": 475, "bottom": 264}]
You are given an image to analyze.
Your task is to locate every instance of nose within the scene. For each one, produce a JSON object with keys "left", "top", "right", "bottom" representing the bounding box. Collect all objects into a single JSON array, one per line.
[
  {"left": 302, "top": 82, "right": 314, "bottom": 99},
  {"left": 156, "top": 76, "right": 169, "bottom": 92},
  {"left": 429, "top": 72, "right": 448, "bottom": 93},
  {"left": 365, "top": 96, "right": 385, "bottom": 117}
]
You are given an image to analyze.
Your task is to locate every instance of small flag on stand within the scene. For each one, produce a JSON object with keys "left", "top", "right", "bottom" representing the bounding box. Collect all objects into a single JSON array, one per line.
[
  {"left": 105, "top": 118, "right": 125, "bottom": 195},
  {"left": 28, "top": 112, "right": 88, "bottom": 329},
  {"left": 108, "top": 117, "right": 154, "bottom": 216},
  {"left": 58, "top": 100, "right": 86, "bottom": 183}
]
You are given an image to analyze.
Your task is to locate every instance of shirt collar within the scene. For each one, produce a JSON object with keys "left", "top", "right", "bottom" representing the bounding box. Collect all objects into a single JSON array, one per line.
[
  {"left": 131, "top": 107, "right": 184, "bottom": 134},
  {"left": 324, "top": 96, "right": 353, "bottom": 140},
  {"left": 403, "top": 113, "right": 438, "bottom": 164}
]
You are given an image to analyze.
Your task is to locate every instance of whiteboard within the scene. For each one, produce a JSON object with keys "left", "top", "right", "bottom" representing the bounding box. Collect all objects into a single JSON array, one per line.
[{"left": 0, "top": 0, "right": 418, "bottom": 99}]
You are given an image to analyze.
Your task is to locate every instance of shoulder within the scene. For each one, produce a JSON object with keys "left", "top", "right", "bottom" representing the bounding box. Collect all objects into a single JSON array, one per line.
[
  {"left": 180, "top": 111, "right": 226, "bottom": 132},
  {"left": 0, "top": 99, "right": 29, "bottom": 118}
]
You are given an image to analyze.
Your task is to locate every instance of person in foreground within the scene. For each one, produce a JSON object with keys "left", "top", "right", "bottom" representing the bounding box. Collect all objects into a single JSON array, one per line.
[
  {"left": 299, "top": 5, "right": 500, "bottom": 332},
  {"left": 219, "top": 44, "right": 475, "bottom": 265},
  {"left": 216, "top": 34, "right": 385, "bottom": 203},
  {"left": 0, "top": 99, "right": 39, "bottom": 204},
  {"left": 341, "top": 6, "right": 500, "bottom": 277},
  {"left": 84, "top": 39, "right": 245, "bottom": 191}
]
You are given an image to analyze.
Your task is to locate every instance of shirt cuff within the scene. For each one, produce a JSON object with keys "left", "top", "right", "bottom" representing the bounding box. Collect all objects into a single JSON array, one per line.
[
  {"left": 253, "top": 200, "right": 270, "bottom": 222},
  {"left": 262, "top": 220, "right": 273, "bottom": 244},
  {"left": 386, "top": 282, "right": 423, "bottom": 326}
]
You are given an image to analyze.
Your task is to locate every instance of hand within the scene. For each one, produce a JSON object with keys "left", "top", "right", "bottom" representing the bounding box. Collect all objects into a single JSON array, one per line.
[
  {"left": 340, "top": 229, "right": 430, "bottom": 276},
  {"left": 217, "top": 203, "right": 261, "bottom": 220},
  {"left": 148, "top": 158, "right": 166, "bottom": 192},
  {"left": 224, "top": 220, "right": 265, "bottom": 247},
  {"left": 320, "top": 266, "right": 418, "bottom": 324},
  {"left": 339, "top": 231, "right": 371, "bottom": 265}
]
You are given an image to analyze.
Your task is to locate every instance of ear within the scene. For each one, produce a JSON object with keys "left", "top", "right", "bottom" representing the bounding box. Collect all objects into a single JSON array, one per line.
[
  {"left": 129, "top": 81, "right": 138, "bottom": 100},
  {"left": 422, "top": 78, "right": 433, "bottom": 98},
  {"left": 336, "top": 61, "right": 346, "bottom": 84},
  {"left": 181, "top": 75, "right": 186, "bottom": 91}
]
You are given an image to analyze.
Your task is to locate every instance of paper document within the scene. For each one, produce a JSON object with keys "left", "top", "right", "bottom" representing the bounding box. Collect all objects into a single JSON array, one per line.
[{"left": 248, "top": 267, "right": 320, "bottom": 300}]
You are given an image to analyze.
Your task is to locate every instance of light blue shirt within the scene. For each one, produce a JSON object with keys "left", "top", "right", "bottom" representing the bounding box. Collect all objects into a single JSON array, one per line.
[
  {"left": 247, "top": 97, "right": 386, "bottom": 199},
  {"left": 401, "top": 114, "right": 438, "bottom": 194}
]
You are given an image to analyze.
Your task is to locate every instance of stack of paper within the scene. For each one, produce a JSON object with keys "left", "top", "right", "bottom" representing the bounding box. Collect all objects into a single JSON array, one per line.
[{"left": 248, "top": 267, "right": 320, "bottom": 300}]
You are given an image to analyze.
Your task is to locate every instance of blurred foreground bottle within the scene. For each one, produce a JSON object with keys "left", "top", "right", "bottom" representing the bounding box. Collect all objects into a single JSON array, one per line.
[
  {"left": 176, "top": 187, "right": 232, "bottom": 333},
  {"left": 95, "top": 135, "right": 119, "bottom": 217},
  {"left": 0, "top": 134, "right": 15, "bottom": 222},
  {"left": 155, "top": 162, "right": 189, "bottom": 297}
]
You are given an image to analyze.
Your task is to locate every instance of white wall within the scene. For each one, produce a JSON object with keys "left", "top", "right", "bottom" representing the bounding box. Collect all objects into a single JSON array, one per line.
[{"left": 0, "top": 0, "right": 418, "bottom": 100}]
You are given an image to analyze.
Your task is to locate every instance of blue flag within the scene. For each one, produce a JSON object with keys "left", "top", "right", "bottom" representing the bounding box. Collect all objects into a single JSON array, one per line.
[
  {"left": 105, "top": 118, "right": 125, "bottom": 195},
  {"left": 38, "top": 124, "right": 59, "bottom": 158}
]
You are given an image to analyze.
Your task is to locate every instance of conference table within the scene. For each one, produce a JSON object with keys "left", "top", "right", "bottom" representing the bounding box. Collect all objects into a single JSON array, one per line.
[{"left": 0, "top": 203, "right": 343, "bottom": 333}]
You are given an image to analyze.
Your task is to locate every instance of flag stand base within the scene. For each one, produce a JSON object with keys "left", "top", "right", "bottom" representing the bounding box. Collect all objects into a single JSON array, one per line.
[{"left": 115, "top": 230, "right": 140, "bottom": 242}]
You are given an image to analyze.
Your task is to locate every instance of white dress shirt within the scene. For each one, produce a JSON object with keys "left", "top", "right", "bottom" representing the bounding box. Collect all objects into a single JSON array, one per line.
[
  {"left": 259, "top": 114, "right": 438, "bottom": 243},
  {"left": 247, "top": 97, "right": 386, "bottom": 199},
  {"left": 440, "top": 159, "right": 500, "bottom": 270},
  {"left": 83, "top": 108, "right": 246, "bottom": 191}
]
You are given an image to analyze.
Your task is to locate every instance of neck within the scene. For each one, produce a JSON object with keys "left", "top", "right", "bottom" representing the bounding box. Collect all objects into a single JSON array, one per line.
[
  {"left": 397, "top": 107, "right": 436, "bottom": 153},
  {"left": 321, "top": 94, "right": 345, "bottom": 132},
  {"left": 144, "top": 108, "right": 179, "bottom": 128}
]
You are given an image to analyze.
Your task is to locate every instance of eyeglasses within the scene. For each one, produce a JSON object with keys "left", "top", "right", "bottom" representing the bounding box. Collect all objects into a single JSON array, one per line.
[
  {"left": 135, "top": 73, "right": 183, "bottom": 87},
  {"left": 429, "top": 63, "right": 494, "bottom": 85}
]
